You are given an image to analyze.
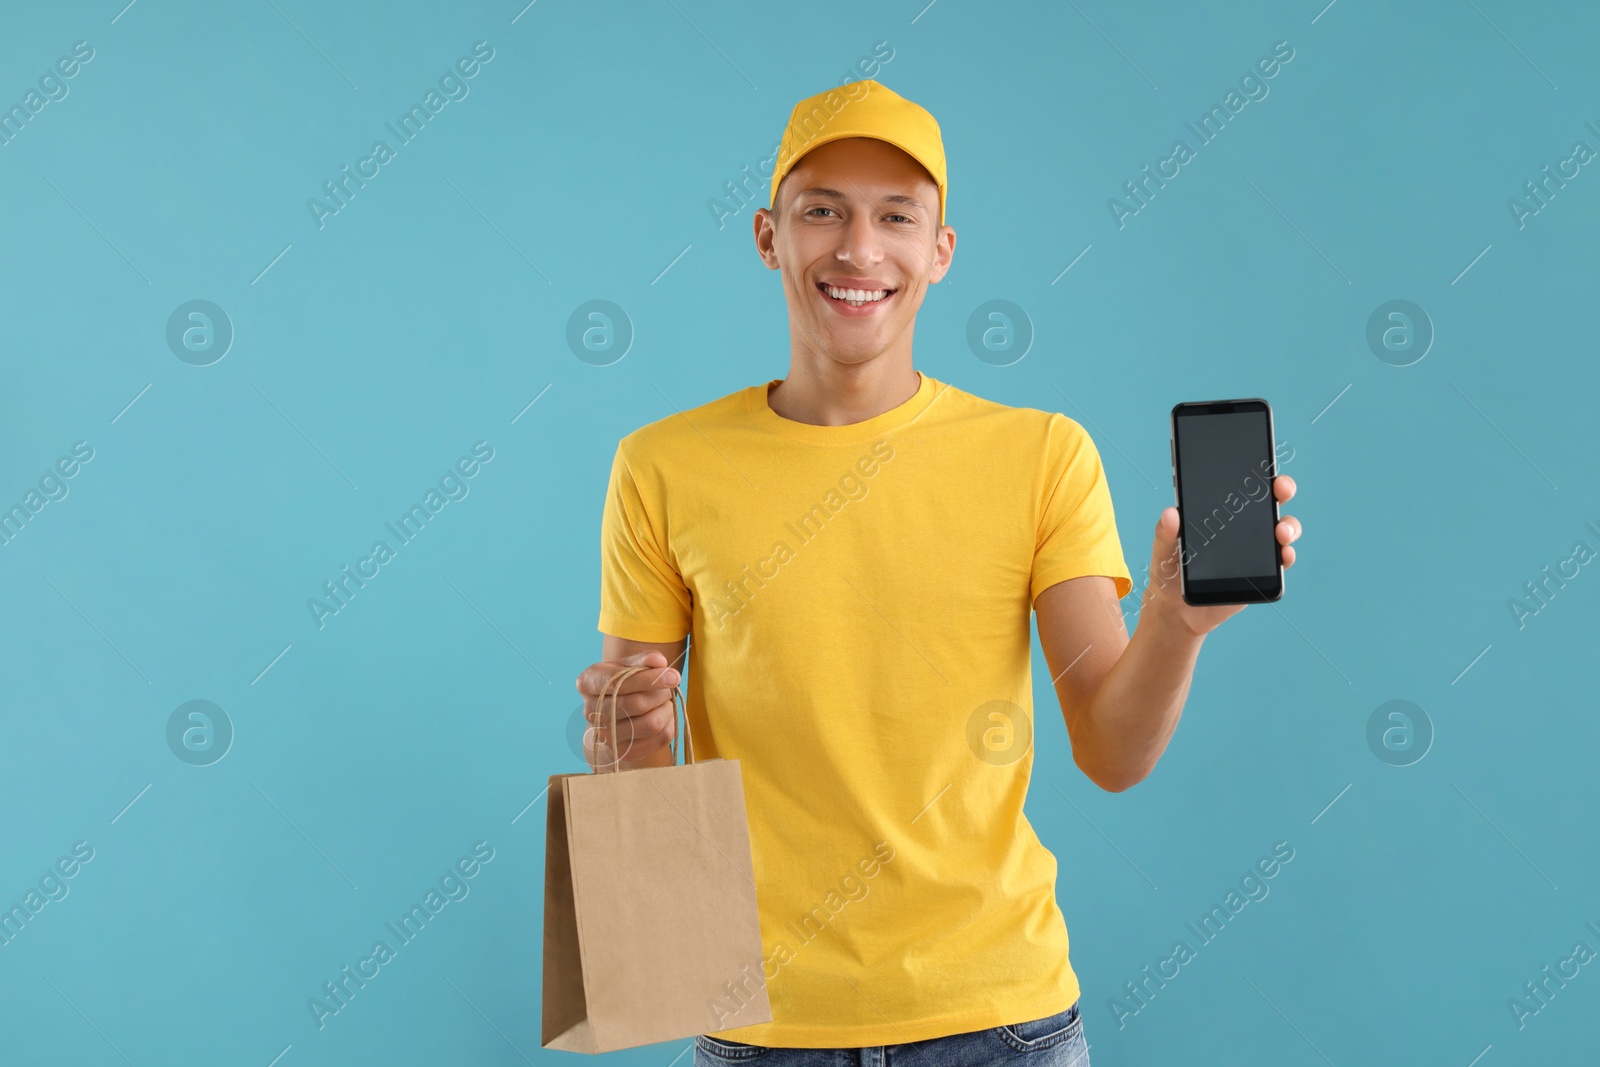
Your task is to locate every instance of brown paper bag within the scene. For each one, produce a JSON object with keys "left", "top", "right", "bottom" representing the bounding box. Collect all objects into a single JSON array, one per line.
[{"left": 542, "top": 664, "right": 772, "bottom": 1053}]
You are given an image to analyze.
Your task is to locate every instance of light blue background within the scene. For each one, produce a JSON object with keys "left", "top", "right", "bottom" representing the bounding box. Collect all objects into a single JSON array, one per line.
[{"left": 2, "top": 1, "right": 1596, "bottom": 1064}]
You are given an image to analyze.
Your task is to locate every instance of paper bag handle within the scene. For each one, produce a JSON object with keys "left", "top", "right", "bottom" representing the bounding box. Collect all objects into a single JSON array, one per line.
[{"left": 591, "top": 663, "right": 692, "bottom": 773}]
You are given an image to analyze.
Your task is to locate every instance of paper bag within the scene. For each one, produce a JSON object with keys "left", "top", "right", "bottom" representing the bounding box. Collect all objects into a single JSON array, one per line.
[{"left": 542, "top": 664, "right": 771, "bottom": 1053}]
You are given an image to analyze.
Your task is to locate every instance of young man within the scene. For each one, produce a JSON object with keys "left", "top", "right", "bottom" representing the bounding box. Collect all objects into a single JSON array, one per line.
[{"left": 575, "top": 80, "right": 1302, "bottom": 1065}]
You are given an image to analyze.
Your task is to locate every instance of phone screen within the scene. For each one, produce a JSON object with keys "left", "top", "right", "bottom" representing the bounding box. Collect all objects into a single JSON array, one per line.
[{"left": 1172, "top": 402, "right": 1281, "bottom": 602}]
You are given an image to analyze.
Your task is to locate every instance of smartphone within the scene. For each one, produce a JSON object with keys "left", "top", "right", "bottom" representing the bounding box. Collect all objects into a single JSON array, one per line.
[{"left": 1169, "top": 398, "right": 1284, "bottom": 605}]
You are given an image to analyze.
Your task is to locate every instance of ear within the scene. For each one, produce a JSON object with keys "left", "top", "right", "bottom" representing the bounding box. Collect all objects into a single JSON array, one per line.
[
  {"left": 928, "top": 224, "right": 956, "bottom": 283},
  {"left": 753, "top": 208, "right": 781, "bottom": 270}
]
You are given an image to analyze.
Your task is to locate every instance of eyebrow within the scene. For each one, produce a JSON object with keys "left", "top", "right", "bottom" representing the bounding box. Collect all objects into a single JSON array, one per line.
[{"left": 791, "top": 187, "right": 927, "bottom": 210}]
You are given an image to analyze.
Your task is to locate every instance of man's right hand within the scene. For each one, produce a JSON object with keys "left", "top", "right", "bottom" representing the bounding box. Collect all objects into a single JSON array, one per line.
[{"left": 574, "top": 650, "right": 682, "bottom": 772}]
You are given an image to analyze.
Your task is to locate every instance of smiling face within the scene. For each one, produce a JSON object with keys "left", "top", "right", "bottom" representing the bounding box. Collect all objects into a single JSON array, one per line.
[{"left": 754, "top": 137, "right": 955, "bottom": 372}]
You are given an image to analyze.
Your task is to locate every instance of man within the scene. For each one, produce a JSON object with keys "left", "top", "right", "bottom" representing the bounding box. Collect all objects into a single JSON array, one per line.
[{"left": 575, "top": 79, "right": 1302, "bottom": 1066}]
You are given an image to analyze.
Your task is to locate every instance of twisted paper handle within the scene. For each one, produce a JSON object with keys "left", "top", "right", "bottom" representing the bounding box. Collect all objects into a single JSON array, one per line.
[{"left": 591, "top": 663, "right": 691, "bottom": 773}]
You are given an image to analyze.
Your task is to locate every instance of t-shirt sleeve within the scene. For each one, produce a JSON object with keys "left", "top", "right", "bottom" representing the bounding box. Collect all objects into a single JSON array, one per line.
[
  {"left": 596, "top": 440, "right": 693, "bottom": 642},
  {"left": 1031, "top": 413, "right": 1134, "bottom": 605}
]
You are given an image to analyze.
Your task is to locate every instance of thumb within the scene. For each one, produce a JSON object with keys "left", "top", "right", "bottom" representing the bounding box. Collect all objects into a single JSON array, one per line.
[
  {"left": 1155, "top": 506, "right": 1180, "bottom": 545},
  {"left": 620, "top": 650, "right": 675, "bottom": 686},
  {"left": 1149, "top": 506, "right": 1182, "bottom": 587}
]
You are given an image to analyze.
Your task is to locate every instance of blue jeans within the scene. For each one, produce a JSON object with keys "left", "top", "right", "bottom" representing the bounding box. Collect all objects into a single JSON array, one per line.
[{"left": 694, "top": 1001, "right": 1089, "bottom": 1067}]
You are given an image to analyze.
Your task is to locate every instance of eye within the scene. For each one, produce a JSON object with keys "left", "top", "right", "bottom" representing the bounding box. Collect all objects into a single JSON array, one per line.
[
  {"left": 886, "top": 213, "right": 913, "bottom": 224},
  {"left": 805, "top": 206, "right": 838, "bottom": 218}
]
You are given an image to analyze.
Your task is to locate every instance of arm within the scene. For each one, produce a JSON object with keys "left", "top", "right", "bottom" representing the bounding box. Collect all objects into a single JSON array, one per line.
[
  {"left": 574, "top": 634, "right": 688, "bottom": 771},
  {"left": 586, "top": 438, "right": 695, "bottom": 771},
  {"left": 1036, "top": 480, "right": 1302, "bottom": 792},
  {"left": 1036, "top": 574, "right": 1202, "bottom": 792}
]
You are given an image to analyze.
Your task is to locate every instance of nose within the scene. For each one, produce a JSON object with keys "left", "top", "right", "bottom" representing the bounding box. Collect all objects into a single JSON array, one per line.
[{"left": 836, "top": 209, "right": 883, "bottom": 268}]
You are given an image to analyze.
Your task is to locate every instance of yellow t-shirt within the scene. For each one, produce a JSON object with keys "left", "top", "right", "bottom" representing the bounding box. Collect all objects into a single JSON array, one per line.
[{"left": 596, "top": 370, "right": 1133, "bottom": 1047}]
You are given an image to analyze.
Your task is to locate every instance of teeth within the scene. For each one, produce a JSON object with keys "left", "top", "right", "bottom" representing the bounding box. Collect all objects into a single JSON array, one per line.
[{"left": 825, "top": 285, "right": 889, "bottom": 303}]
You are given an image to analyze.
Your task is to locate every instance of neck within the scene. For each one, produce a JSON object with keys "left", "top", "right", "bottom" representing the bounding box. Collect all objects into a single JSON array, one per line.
[{"left": 767, "top": 354, "right": 920, "bottom": 427}]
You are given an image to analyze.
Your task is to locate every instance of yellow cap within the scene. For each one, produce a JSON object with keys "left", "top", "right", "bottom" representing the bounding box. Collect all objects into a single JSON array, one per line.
[{"left": 770, "top": 79, "right": 947, "bottom": 226}]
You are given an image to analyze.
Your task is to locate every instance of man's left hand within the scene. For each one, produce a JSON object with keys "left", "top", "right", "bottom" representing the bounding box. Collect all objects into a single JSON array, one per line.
[{"left": 1142, "top": 475, "right": 1301, "bottom": 638}]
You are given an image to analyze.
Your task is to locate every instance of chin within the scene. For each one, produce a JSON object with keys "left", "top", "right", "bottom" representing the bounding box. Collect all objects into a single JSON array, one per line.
[{"left": 821, "top": 347, "right": 886, "bottom": 367}]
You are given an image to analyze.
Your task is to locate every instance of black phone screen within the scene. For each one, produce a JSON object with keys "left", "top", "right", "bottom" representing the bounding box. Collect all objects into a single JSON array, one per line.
[{"left": 1172, "top": 401, "right": 1282, "bottom": 603}]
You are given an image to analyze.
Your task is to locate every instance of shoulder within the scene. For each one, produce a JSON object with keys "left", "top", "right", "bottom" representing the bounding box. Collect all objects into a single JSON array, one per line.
[
  {"left": 925, "top": 377, "right": 1090, "bottom": 444},
  {"left": 614, "top": 383, "right": 755, "bottom": 466}
]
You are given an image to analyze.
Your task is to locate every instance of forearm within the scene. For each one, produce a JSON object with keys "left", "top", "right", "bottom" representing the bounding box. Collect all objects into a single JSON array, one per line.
[{"left": 1063, "top": 608, "right": 1206, "bottom": 792}]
